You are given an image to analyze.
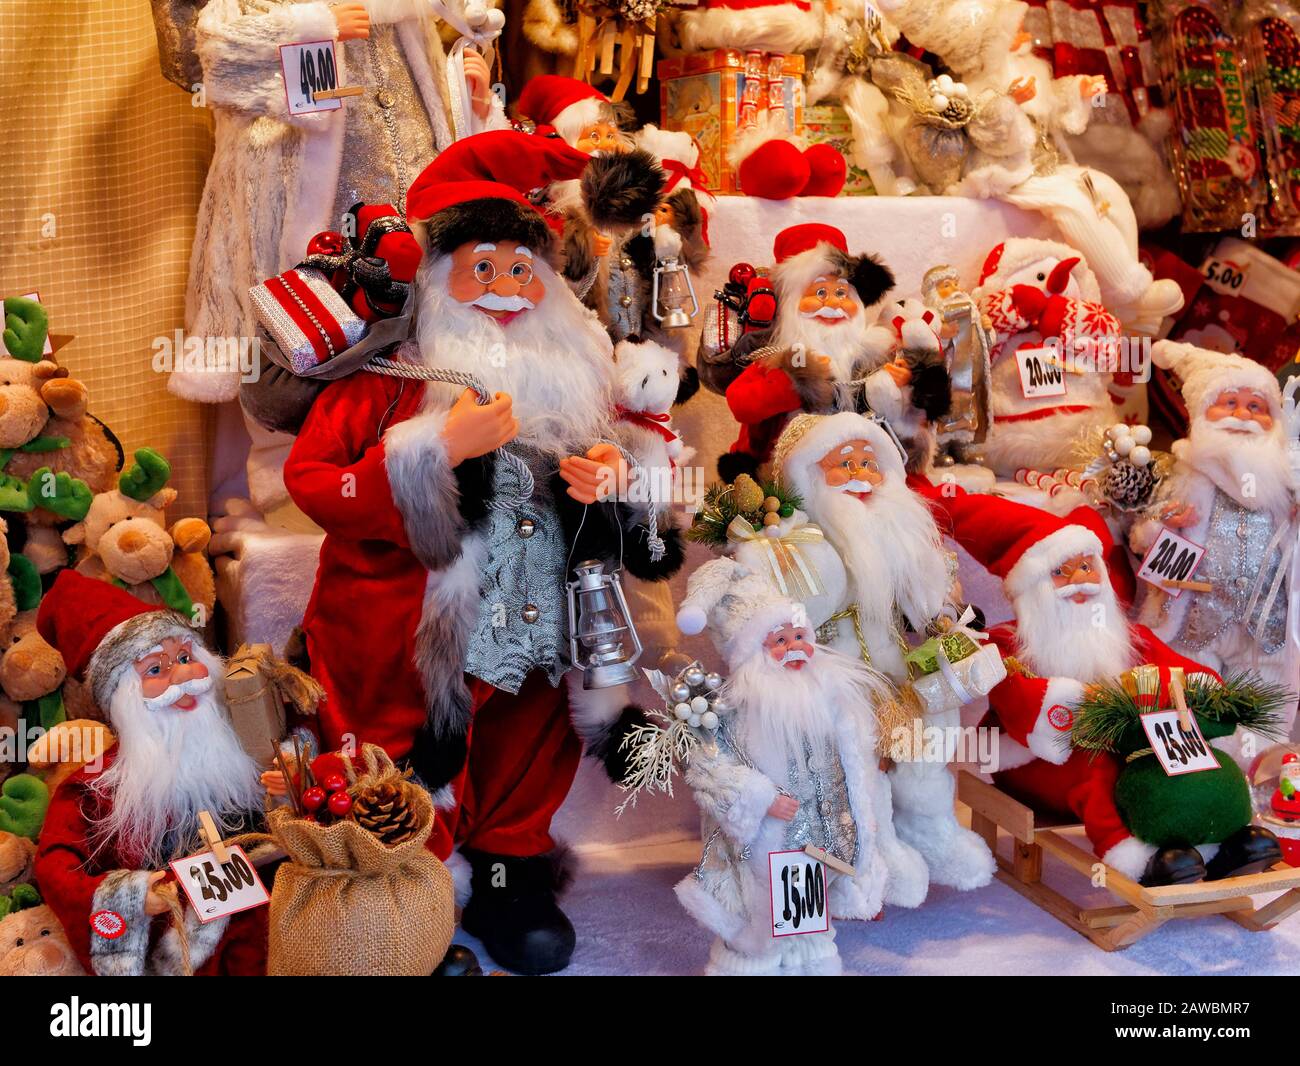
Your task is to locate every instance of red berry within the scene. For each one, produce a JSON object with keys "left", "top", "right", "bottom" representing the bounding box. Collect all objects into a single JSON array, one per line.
[
  {"left": 322, "top": 773, "right": 347, "bottom": 793},
  {"left": 301, "top": 786, "right": 327, "bottom": 812},
  {"left": 327, "top": 791, "right": 353, "bottom": 817}
]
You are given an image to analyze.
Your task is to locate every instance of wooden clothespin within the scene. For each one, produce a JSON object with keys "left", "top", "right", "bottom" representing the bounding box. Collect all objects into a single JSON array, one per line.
[
  {"left": 805, "top": 844, "right": 856, "bottom": 878},
  {"left": 198, "top": 810, "right": 231, "bottom": 865},
  {"left": 1162, "top": 578, "right": 1213, "bottom": 593},
  {"left": 313, "top": 86, "right": 365, "bottom": 102},
  {"left": 1168, "top": 669, "right": 1192, "bottom": 733}
]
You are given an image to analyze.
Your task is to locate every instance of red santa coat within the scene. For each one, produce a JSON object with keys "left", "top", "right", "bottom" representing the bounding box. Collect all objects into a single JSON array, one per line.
[
  {"left": 983, "top": 621, "right": 1217, "bottom": 859},
  {"left": 34, "top": 747, "right": 267, "bottom": 976}
]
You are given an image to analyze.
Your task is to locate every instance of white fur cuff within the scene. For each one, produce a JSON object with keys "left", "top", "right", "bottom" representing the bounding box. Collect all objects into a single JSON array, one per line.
[
  {"left": 720, "top": 770, "right": 780, "bottom": 845},
  {"left": 1025, "top": 677, "right": 1084, "bottom": 765},
  {"left": 1102, "top": 836, "right": 1156, "bottom": 881}
]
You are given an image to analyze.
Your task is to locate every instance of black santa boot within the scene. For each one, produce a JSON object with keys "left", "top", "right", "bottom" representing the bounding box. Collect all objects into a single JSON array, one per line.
[
  {"left": 1204, "top": 826, "right": 1283, "bottom": 881},
  {"left": 1140, "top": 846, "right": 1206, "bottom": 887},
  {"left": 460, "top": 846, "right": 577, "bottom": 975}
]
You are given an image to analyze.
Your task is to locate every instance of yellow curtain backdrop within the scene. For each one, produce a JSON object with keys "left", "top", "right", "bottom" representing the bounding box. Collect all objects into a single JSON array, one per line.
[{"left": 0, "top": 0, "right": 214, "bottom": 518}]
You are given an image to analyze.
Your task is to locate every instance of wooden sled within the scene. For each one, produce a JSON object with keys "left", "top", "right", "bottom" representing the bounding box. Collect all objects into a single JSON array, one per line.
[{"left": 957, "top": 770, "right": 1300, "bottom": 951}]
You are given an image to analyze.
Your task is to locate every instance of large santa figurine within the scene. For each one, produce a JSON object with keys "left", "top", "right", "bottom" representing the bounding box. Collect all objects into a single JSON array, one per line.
[
  {"left": 673, "top": 574, "right": 902, "bottom": 975},
  {"left": 765, "top": 412, "right": 996, "bottom": 891},
  {"left": 168, "top": 0, "right": 508, "bottom": 512},
  {"left": 282, "top": 129, "right": 679, "bottom": 974},
  {"left": 1129, "top": 342, "right": 1300, "bottom": 733},
  {"left": 33, "top": 572, "right": 268, "bottom": 975},
  {"left": 703, "top": 223, "right": 947, "bottom": 481},
  {"left": 973, "top": 238, "right": 1122, "bottom": 477}
]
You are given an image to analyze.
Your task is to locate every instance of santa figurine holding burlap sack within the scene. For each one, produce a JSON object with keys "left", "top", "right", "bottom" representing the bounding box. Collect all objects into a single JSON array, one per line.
[{"left": 32, "top": 571, "right": 269, "bottom": 976}]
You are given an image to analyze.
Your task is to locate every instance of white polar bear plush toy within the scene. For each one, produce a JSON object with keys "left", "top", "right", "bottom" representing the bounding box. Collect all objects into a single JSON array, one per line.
[{"left": 613, "top": 340, "right": 689, "bottom": 506}]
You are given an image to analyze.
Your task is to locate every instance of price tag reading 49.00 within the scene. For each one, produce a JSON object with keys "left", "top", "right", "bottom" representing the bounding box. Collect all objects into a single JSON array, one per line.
[
  {"left": 169, "top": 846, "right": 270, "bottom": 924},
  {"left": 280, "top": 40, "right": 343, "bottom": 116},
  {"left": 1137, "top": 526, "right": 1206, "bottom": 599},
  {"left": 1140, "top": 709, "right": 1220, "bottom": 777},
  {"left": 769, "top": 850, "right": 829, "bottom": 937}
]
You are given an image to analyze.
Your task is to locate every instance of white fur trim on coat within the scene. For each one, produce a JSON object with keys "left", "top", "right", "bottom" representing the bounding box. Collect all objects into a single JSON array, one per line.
[
  {"left": 1101, "top": 835, "right": 1154, "bottom": 881},
  {"left": 1003, "top": 525, "right": 1104, "bottom": 603},
  {"left": 1023, "top": 676, "right": 1083, "bottom": 765},
  {"left": 564, "top": 670, "right": 632, "bottom": 745}
]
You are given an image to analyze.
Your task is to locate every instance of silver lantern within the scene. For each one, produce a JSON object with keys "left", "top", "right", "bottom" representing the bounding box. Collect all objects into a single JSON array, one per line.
[
  {"left": 651, "top": 256, "right": 700, "bottom": 329},
  {"left": 566, "top": 560, "right": 643, "bottom": 689}
]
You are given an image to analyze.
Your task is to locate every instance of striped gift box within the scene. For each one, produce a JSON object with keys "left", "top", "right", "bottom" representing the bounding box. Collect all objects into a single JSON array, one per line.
[{"left": 250, "top": 266, "right": 367, "bottom": 374}]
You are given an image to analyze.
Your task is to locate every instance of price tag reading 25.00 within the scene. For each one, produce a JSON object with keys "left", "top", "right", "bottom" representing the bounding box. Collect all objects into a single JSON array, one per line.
[
  {"left": 769, "top": 850, "right": 829, "bottom": 937},
  {"left": 280, "top": 40, "right": 343, "bottom": 116},
  {"left": 169, "top": 846, "right": 270, "bottom": 924},
  {"left": 1140, "top": 709, "right": 1219, "bottom": 777}
]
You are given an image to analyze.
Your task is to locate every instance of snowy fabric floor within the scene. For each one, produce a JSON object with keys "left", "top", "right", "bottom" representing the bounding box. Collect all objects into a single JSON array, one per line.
[{"left": 450, "top": 757, "right": 1300, "bottom": 976}]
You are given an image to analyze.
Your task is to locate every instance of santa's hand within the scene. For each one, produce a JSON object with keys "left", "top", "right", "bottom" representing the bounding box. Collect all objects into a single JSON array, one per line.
[
  {"left": 143, "top": 872, "right": 174, "bottom": 917},
  {"left": 767, "top": 795, "right": 798, "bottom": 821},
  {"left": 591, "top": 231, "right": 613, "bottom": 258},
  {"left": 1009, "top": 75, "right": 1036, "bottom": 104},
  {"left": 883, "top": 358, "right": 912, "bottom": 387},
  {"left": 464, "top": 50, "right": 494, "bottom": 119},
  {"left": 558, "top": 443, "right": 627, "bottom": 504},
  {"left": 1160, "top": 502, "right": 1198, "bottom": 529},
  {"left": 331, "top": 3, "right": 370, "bottom": 40},
  {"left": 441, "top": 388, "right": 518, "bottom": 466}
]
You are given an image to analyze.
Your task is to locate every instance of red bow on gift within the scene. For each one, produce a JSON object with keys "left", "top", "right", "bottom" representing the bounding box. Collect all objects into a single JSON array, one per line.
[{"left": 1009, "top": 256, "right": 1079, "bottom": 340}]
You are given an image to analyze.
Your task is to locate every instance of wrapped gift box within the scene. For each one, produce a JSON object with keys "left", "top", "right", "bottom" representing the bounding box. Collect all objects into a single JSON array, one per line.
[
  {"left": 658, "top": 49, "right": 804, "bottom": 195},
  {"left": 249, "top": 266, "right": 367, "bottom": 374},
  {"left": 907, "top": 639, "right": 1007, "bottom": 717},
  {"left": 224, "top": 643, "right": 288, "bottom": 767},
  {"left": 803, "top": 104, "right": 875, "bottom": 195}
]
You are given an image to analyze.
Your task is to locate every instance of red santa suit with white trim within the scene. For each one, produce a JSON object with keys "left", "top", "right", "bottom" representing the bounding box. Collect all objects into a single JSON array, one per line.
[
  {"left": 33, "top": 571, "right": 268, "bottom": 976},
  {"left": 282, "top": 130, "right": 679, "bottom": 974},
  {"left": 917, "top": 482, "right": 1219, "bottom": 882}
]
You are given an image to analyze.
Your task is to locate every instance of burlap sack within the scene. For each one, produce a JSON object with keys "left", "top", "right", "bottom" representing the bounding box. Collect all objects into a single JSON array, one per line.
[{"left": 259, "top": 749, "right": 454, "bottom": 976}]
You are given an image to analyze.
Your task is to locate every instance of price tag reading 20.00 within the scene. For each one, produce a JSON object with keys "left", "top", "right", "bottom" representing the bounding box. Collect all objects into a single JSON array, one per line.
[
  {"left": 280, "top": 40, "right": 343, "bottom": 116},
  {"left": 1137, "top": 526, "right": 1206, "bottom": 599},
  {"left": 169, "top": 846, "right": 270, "bottom": 924},
  {"left": 769, "top": 850, "right": 829, "bottom": 937}
]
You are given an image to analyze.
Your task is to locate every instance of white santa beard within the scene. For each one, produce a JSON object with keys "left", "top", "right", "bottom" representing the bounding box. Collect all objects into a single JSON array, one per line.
[
  {"left": 772, "top": 303, "right": 873, "bottom": 382},
  {"left": 1178, "top": 420, "right": 1295, "bottom": 519},
  {"left": 1012, "top": 580, "right": 1138, "bottom": 684},
  {"left": 726, "top": 646, "right": 886, "bottom": 762},
  {"left": 414, "top": 253, "right": 616, "bottom": 456},
  {"left": 809, "top": 476, "right": 951, "bottom": 630},
  {"left": 90, "top": 647, "right": 263, "bottom": 869}
]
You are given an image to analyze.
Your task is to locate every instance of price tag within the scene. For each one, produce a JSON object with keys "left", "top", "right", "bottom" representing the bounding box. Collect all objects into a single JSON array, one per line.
[
  {"left": 1201, "top": 255, "right": 1250, "bottom": 296},
  {"left": 168, "top": 845, "right": 270, "bottom": 924},
  {"left": 280, "top": 40, "right": 343, "bottom": 116},
  {"left": 1140, "top": 709, "right": 1219, "bottom": 777},
  {"left": 1137, "top": 526, "right": 1206, "bottom": 598},
  {"left": 3, "top": 291, "right": 54, "bottom": 357},
  {"left": 768, "top": 850, "right": 829, "bottom": 937},
  {"left": 1015, "top": 346, "right": 1067, "bottom": 399}
]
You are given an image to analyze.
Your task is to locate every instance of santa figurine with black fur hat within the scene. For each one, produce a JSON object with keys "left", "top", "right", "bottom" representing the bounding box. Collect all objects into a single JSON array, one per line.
[
  {"left": 1129, "top": 342, "right": 1300, "bottom": 733},
  {"left": 282, "top": 129, "right": 681, "bottom": 975},
  {"left": 707, "top": 223, "right": 948, "bottom": 481},
  {"left": 769, "top": 411, "right": 995, "bottom": 893},
  {"left": 33, "top": 571, "right": 269, "bottom": 975},
  {"left": 673, "top": 573, "right": 904, "bottom": 975},
  {"left": 973, "top": 237, "right": 1123, "bottom": 477}
]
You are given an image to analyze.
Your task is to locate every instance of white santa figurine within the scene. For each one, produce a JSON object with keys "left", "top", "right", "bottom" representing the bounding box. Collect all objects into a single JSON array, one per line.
[
  {"left": 673, "top": 573, "right": 903, "bottom": 975},
  {"left": 767, "top": 411, "right": 996, "bottom": 892},
  {"left": 1130, "top": 342, "right": 1300, "bottom": 736},
  {"left": 33, "top": 571, "right": 268, "bottom": 975},
  {"left": 973, "top": 238, "right": 1123, "bottom": 478}
]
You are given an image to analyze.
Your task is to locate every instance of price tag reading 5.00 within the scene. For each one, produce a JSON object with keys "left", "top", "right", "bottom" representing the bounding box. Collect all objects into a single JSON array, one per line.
[
  {"left": 1140, "top": 709, "right": 1219, "bottom": 777},
  {"left": 769, "top": 850, "right": 829, "bottom": 937},
  {"left": 169, "top": 845, "right": 270, "bottom": 924},
  {"left": 280, "top": 40, "right": 343, "bottom": 116}
]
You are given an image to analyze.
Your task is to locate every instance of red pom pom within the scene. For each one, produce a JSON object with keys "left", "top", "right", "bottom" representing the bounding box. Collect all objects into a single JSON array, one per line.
[
  {"left": 737, "top": 140, "right": 808, "bottom": 200},
  {"left": 800, "top": 143, "right": 847, "bottom": 197}
]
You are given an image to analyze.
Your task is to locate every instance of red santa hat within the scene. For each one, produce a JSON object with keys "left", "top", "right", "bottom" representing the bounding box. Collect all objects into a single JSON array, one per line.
[
  {"left": 975, "top": 238, "right": 1102, "bottom": 303},
  {"left": 678, "top": 0, "right": 826, "bottom": 55},
  {"left": 1152, "top": 339, "right": 1282, "bottom": 420},
  {"left": 770, "top": 224, "right": 895, "bottom": 314},
  {"left": 37, "top": 570, "right": 199, "bottom": 710},
  {"left": 517, "top": 75, "right": 618, "bottom": 148}
]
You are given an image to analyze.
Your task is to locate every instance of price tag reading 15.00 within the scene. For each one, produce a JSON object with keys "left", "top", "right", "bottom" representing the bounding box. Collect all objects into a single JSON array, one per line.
[
  {"left": 168, "top": 846, "right": 270, "bottom": 924},
  {"left": 280, "top": 40, "right": 343, "bottom": 116},
  {"left": 1139, "top": 709, "right": 1219, "bottom": 777},
  {"left": 769, "top": 850, "right": 829, "bottom": 937}
]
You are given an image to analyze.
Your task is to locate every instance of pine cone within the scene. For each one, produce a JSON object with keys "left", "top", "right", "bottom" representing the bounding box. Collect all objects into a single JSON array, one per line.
[
  {"left": 350, "top": 778, "right": 422, "bottom": 845},
  {"left": 1102, "top": 460, "right": 1156, "bottom": 510},
  {"left": 731, "top": 474, "right": 764, "bottom": 513}
]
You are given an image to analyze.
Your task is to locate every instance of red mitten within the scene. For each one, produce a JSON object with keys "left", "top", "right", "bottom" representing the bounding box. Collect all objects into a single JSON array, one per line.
[
  {"left": 737, "top": 140, "right": 809, "bottom": 200},
  {"left": 800, "top": 143, "right": 846, "bottom": 197}
]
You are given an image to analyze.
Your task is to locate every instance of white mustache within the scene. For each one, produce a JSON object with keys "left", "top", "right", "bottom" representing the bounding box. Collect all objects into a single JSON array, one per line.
[
  {"left": 473, "top": 292, "right": 536, "bottom": 313},
  {"left": 143, "top": 673, "right": 214, "bottom": 712},
  {"left": 1211, "top": 416, "right": 1265, "bottom": 435},
  {"left": 836, "top": 479, "right": 874, "bottom": 494},
  {"left": 781, "top": 649, "right": 812, "bottom": 665},
  {"left": 800, "top": 306, "right": 849, "bottom": 320},
  {"left": 1055, "top": 581, "right": 1101, "bottom": 600}
]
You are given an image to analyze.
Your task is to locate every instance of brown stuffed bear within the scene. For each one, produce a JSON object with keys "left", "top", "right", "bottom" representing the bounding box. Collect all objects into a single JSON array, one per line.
[
  {"left": 64, "top": 447, "right": 215, "bottom": 624},
  {"left": 0, "top": 831, "right": 35, "bottom": 896},
  {"left": 0, "top": 897, "right": 85, "bottom": 976}
]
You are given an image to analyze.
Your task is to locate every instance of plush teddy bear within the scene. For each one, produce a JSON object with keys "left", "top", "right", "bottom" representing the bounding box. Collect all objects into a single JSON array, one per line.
[
  {"left": 613, "top": 339, "right": 690, "bottom": 507},
  {"left": 64, "top": 447, "right": 215, "bottom": 623},
  {"left": 0, "top": 297, "right": 120, "bottom": 577},
  {"left": 0, "top": 831, "right": 35, "bottom": 896},
  {"left": 0, "top": 892, "right": 84, "bottom": 976}
]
